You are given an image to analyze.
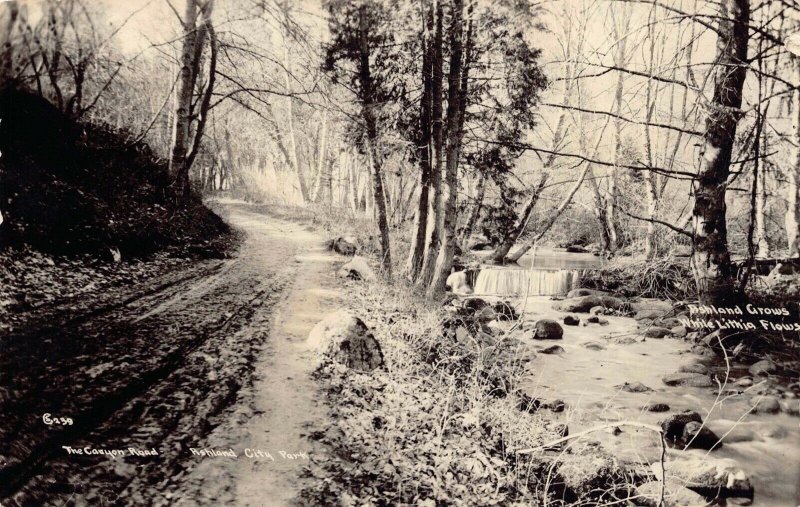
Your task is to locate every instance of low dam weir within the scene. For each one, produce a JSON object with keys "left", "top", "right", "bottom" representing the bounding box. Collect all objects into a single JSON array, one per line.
[{"left": 472, "top": 266, "right": 583, "bottom": 296}]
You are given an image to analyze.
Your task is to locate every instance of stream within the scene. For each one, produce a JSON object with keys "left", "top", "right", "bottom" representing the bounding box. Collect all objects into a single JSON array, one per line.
[{"left": 471, "top": 250, "right": 799, "bottom": 506}]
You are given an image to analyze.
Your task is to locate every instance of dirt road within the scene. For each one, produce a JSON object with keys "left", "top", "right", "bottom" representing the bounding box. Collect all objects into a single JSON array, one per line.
[{"left": 0, "top": 201, "right": 341, "bottom": 505}]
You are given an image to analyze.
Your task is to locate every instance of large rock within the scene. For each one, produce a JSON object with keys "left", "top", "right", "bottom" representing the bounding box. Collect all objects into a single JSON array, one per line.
[
  {"left": 445, "top": 271, "right": 472, "bottom": 295},
  {"left": 636, "top": 479, "right": 707, "bottom": 507},
  {"left": 463, "top": 297, "right": 496, "bottom": 321},
  {"left": 493, "top": 300, "right": 519, "bottom": 321},
  {"left": 631, "top": 299, "right": 674, "bottom": 318},
  {"left": 531, "top": 319, "right": 563, "bottom": 340},
  {"left": 651, "top": 456, "right": 753, "bottom": 500},
  {"left": 327, "top": 236, "right": 358, "bottom": 256},
  {"left": 662, "top": 372, "right": 713, "bottom": 388},
  {"left": 566, "top": 288, "right": 609, "bottom": 298},
  {"left": 643, "top": 326, "right": 672, "bottom": 338},
  {"left": 337, "top": 256, "right": 377, "bottom": 281},
  {"left": 660, "top": 411, "right": 721, "bottom": 450},
  {"left": 552, "top": 295, "right": 630, "bottom": 314},
  {"left": 539, "top": 344, "right": 565, "bottom": 355},
  {"left": 750, "top": 395, "right": 781, "bottom": 414},
  {"left": 616, "top": 381, "right": 653, "bottom": 393},
  {"left": 307, "top": 311, "right": 384, "bottom": 371},
  {"left": 677, "top": 361, "right": 708, "bottom": 375},
  {"left": 554, "top": 441, "right": 622, "bottom": 498},
  {"left": 748, "top": 359, "right": 776, "bottom": 376}
]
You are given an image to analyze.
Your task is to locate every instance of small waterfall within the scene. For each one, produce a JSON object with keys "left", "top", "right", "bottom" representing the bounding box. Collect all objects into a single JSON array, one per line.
[{"left": 473, "top": 267, "right": 581, "bottom": 296}]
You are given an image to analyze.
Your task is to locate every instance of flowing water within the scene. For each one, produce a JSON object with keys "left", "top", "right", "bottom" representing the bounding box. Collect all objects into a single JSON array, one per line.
[
  {"left": 515, "top": 296, "right": 800, "bottom": 506},
  {"left": 472, "top": 248, "right": 605, "bottom": 297},
  {"left": 473, "top": 267, "right": 582, "bottom": 296}
]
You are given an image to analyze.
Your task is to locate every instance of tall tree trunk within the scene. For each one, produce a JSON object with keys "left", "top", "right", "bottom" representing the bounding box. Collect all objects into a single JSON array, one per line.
[
  {"left": 282, "top": 31, "right": 309, "bottom": 204},
  {"left": 643, "top": 10, "right": 659, "bottom": 259},
  {"left": 311, "top": 111, "right": 330, "bottom": 203},
  {"left": 428, "top": 0, "right": 466, "bottom": 297},
  {"left": 607, "top": 7, "right": 629, "bottom": 253},
  {"left": 169, "top": 0, "right": 199, "bottom": 197},
  {"left": 417, "top": 1, "right": 445, "bottom": 287},
  {"left": 406, "top": 3, "right": 434, "bottom": 280},
  {"left": 786, "top": 55, "right": 800, "bottom": 257},
  {"left": 359, "top": 7, "right": 391, "bottom": 276},
  {"left": 460, "top": 173, "right": 485, "bottom": 247},
  {"left": 691, "top": 0, "right": 749, "bottom": 305},
  {"left": 185, "top": 6, "right": 216, "bottom": 174},
  {"left": 755, "top": 152, "right": 769, "bottom": 258}
]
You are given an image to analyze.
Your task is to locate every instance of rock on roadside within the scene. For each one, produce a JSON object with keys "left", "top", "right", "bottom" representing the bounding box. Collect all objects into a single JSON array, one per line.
[
  {"left": 336, "top": 256, "right": 377, "bottom": 282},
  {"left": 307, "top": 310, "right": 384, "bottom": 371},
  {"left": 327, "top": 236, "right": 358, "bottom": 256}
]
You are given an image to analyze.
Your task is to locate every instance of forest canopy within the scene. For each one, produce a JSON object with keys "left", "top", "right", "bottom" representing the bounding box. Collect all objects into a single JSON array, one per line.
[{"left": 0, "top": 0, "right": 798, "bottom": 303}]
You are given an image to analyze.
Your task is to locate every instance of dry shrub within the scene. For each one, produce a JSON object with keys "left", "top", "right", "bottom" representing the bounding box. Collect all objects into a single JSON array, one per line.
[
  {"left": 580, "top": 255, "right": 697, "bottom": 301},
  {"left": 300, "top": 277, "right": 639, "bottom": 505}
]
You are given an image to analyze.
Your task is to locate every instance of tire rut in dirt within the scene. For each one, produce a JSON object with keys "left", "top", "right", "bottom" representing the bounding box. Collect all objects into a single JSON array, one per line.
[{"left": 0, "top": 262, "right": 289, "bottom": 505}]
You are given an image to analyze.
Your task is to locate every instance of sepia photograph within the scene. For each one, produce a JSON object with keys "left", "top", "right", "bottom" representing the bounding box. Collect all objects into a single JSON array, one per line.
[{"left": 0, "top": 0, "right": 798, "bottom": 505}]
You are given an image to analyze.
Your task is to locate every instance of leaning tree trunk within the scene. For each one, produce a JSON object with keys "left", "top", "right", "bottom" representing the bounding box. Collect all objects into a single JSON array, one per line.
[
  {"left": 428, "top": 0, "right": 466, "bottom": 298},
  {"left": 786, "top": 54, "right": 800, "bottom": 257},
  {"left": 691, "top": 0, "right": 749, "bottom": 305}
]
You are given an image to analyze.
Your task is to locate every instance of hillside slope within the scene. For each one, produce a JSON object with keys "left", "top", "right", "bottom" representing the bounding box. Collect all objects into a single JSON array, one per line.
[{"left": 0, "top": 87, "right": 230, "bottom": 259}]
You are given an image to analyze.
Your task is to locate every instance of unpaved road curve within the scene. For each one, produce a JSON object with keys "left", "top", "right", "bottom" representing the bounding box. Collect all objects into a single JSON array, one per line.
[{"left": 0, "top": 201, "right": 341, "bottom": 506}]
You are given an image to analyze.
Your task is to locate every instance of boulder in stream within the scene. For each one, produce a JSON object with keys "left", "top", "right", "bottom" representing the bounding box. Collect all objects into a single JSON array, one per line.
[
  {"left": 531, "top": 319, "right": 563, "bottom": 340},
  {"left": 616, "top": 381, "right": 653, "bottom": 393},
  {"left": 642, "top": 326, "right": 672, "bottom": 338},
  {"left": 651, "top": 456, "right": 753, "bottom": 500},
  {"left": 493, "top": 300, "right": 519, "bottom": 321},
  {"left": 554, "top": 441, "right": 622, "bottom": 498},
  {"left": 552, "top": 295, "right": 630, "bottom": 314},
  {"left": 677, "top": 361, "right": 708, "bottom": 375},
  {"left": 636, "top": 479, "right": 707, "bottom": 507},
  {"left": 643, "top": 402, "right": 670, "bottom": 412},
  {"left": 566, "top": 288, "right": 609, "bottom": 298},
  {"left": 539, "top": 344, "right": 565, "bottom": 355},
  {"left": 563, "top": 315, "right": 580, "bottom": 326},
  {"left": 748, "top": 359, "right": 776, "bottom": 376},
  {"left": 662, "top": 372, "right": 713, "bottom": 388},
  {"left": 445, "top": 271, "right": 472, "bottom": 295},
  {"left": 660, "top": 410, "right": 721, "bottom": 450},
  {"left": 307, "top": 311, "right": 384, "bottom": 371},
  {"left": 750, "top": 395, "right": 781, "bottom": 414},
  {"left": 337, "top": 256, "right": 377, "bottom": 281},
  {"left": 670, "top": 325, "right": 688, "bottom": 338}
]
